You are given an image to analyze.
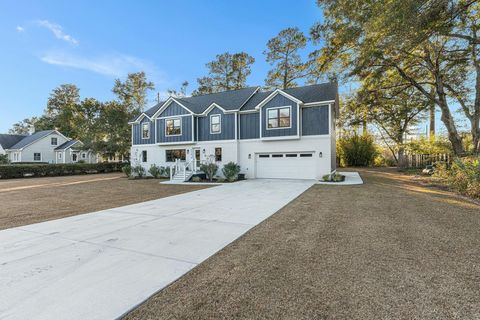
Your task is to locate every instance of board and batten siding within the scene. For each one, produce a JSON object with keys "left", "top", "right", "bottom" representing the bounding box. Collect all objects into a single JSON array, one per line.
[
  {"left": 197, "top": 107, "right": 235, "bottom": 141},
  {"left": 157, "top": 115, "right": 193, "bottom": 143},
  {"left": 301, "top": 105, "right": 329, "bottom": 136},
  {"left": 132, "top": 117, "right": 156, "bottom": 145},
  {"left": 239, "top": 113, "right": 259, "bottom": 139},
  {"left": 159, "top": 101, "right": 190, "bottom": 117},
  {"left": 261, "top": 94, "right": 298, "bottom": 138}
]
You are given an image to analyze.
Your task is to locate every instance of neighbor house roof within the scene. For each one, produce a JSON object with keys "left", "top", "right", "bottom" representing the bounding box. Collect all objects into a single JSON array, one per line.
[
  {"left": 8, "top": 130, "right": 56, "bottom": 150},
  {"left": 130, "top": 82, "right": 337, "bottom": 122},
  {"left": 54, "top": 139, "right": 82, "bottom": 151},
  {"left": 0, "top": 134, "right": 27, "bottom": 149}
]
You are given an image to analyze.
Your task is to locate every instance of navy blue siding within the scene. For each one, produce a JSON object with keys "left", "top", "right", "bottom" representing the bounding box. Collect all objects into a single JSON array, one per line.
[
  {"left": 197, "top": 107, "right": 235, "bottom": 141},
  {"left": 239, "top": 113, "right": 259, "bottom": 139},
  {"left": 301, "top": 105, "right": 329, "bottom": 135},
  {"left": 157, "top": 116, "right": 193, "bottom": 143},
  {"left": 132, "top": 117, "right": 156, "bottom": 145},
  {"left": 261, "top": 94, "right": 298, "bottom": 137},
  {"left": 159, "top": 101, "right": 190, "bottom": 117}
]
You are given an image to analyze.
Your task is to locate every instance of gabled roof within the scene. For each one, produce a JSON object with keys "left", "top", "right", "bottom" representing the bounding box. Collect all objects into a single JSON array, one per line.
[
  {"left": 55, "top": 139, "right": 82, "bottom": 151},
  {"left": 0, "top": 134, "right": 27, "bottom": 149},
  {"left": 8, "top": 130, "right": 57, "bottom": 150},
  {"left": 241, "top": 82, "right": 337, "bottom": 111}
]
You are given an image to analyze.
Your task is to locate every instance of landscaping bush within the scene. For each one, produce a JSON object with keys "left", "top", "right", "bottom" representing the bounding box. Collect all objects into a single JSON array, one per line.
[
  {"left": 131, "top": 165, "right": 146, "bottom": 178},
  {"left": 337, "top": 133, "right": 377, "bottom": 167},
  {"left": 222, "top": 162, "right": 241, "bottom": 182},
  {"left": 0, "top": 154, "right": 9, "bottom": 164},
  {"left": 122, "top": 164, "right": 131, "bottom": 177},
  {"left": 191, "top": 176, "right": 201, "bottom": 182},
  {"left": 0, "top": 163, "right": 122, "bottom": 179},
  {"left": 161, "top": 166, "right": 170, "bottom": 178},
  {"left": 148, "top": 164, "right": 162, "bottom": 178},
  {"left": 434, "top": 156, "right": 480, "bottom": 199},
  {"left": 322, "top": 172, "right": 346, "bottom": 182},
  {"left": 200, "top": 159, "right": 218, "bottom": 182}
]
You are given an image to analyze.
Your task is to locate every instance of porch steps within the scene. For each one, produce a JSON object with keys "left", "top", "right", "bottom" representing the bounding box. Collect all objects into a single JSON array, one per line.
[{"left": 171, "top": 170, "right": 193, "bottom": 182}]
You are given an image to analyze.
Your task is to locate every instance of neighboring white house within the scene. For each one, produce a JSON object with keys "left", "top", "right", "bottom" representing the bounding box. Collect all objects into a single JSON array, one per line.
[
  {"left": 0, "top": 134, "right": 26, "bottom": 156},
  {"left": 2, "top": 130, "right": 97, "bottom": 164},
  {"left": 129, "top": 83, "right": 339, "bottom": 181}
]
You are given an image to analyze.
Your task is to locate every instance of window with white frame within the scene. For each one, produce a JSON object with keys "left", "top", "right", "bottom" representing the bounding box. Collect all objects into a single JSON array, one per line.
[
  {"left": 51, "top": 137, "right": 58, "bottom": 145},
  {"left": 141, "top": 122, "right": 150, "bottom": 139},
  {"left": 210, "top": 114, "right": 221, "bottom": 134},
  {"left": 267, "top": 106, "right": 291, "bottom": 129},
  {"left": 82, "top": 153, "right": 86, "bottom": 159},
  {"left": 58, "top": 153, "right": 62, "bottom": 159},
  {"left": 34, "top": 153, "right": 41, "bottom": 161},
  {"left": 165, "top": 118, "right": 181, "bottom": 136}
]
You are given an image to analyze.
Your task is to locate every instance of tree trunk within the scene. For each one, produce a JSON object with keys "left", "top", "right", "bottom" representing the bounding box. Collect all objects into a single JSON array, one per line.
[
  {"left": 429, "top": 87, "right": 435, "bottom": 138},
  {"left": 397, "top": 146, "right": 407, "bottom": 168}
]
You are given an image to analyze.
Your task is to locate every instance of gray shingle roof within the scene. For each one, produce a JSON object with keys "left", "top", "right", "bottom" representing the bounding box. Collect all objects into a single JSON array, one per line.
[
  {"left": 131, "top": 83, "right": 337, "bottom": 121},
  {"left": 0, "top": 134, "right": 27, "bottom": 149},
  {"left": 8, "top": 130, "right": 55, "bottom": 150},
  {"left": 55, "top": 139, "right": 82, "bottom": 151}
]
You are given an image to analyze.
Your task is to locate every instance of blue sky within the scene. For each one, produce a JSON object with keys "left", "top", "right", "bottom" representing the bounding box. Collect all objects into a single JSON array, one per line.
[{"left": 0, "top": 0, "right": 323, "bottom": 133}]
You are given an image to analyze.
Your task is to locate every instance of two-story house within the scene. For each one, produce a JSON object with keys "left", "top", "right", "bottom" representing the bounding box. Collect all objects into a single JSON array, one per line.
[{"left": 129, "top": 82, "right": 338, "bottom": 180}]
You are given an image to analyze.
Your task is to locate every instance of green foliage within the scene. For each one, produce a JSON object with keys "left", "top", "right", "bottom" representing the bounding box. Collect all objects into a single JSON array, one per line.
[
  {"left": 434, "top": 156, "right": 480, "bottom": 199},
  {"left": 193, "top": 52, "right": 255, "bottom": 96},
  {"left": 405, "top": 136, "right": 452, "bottom": 155},
  {"left": 148, "top": 164, "right": 162, "bottom": 178},
  {"left": 8, "top": 117, "right": 38, "bottom": 135},
  {"left": 0, "top": 154, "right": 9, "bottom": 164},
  {"left": 222, "top": 162, "right": 241, "bottom": 182},
  {"left": 112, "top": 71, "right": 155, "bottom": 114},
  {"left": 161, "top": 166, "right": 170, "bottom": 178},
  {"left": 200, "top": 161, "right": 218, "bottom": 182},
  {"left": 191, "top": 176, "right": 201, "bottom": 182},
  {"left": 322, "top": 173, "right": 345, "bottom": 182},
  {"left": 264, "top": 27, "right": 307, "bottom": 89},
  {"left": 131, "top": 165, "right": 146, "bottom": 178},
  {"left": 216, "top": 177, "right": 226, "bottom": 183},
  {"left": 122, "top": 164, "right": 131, "bottom": 177},
  {"left": 0, "top": 163, "right": 122, "bottom": 179},
  {"left": 337, "top": 133, "right": 377, "bottom": 167}
]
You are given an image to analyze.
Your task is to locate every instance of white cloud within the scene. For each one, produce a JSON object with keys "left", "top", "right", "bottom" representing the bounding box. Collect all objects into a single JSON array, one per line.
[
  {"left": 40, "top": 50, "right": 157, "bottom": 78},
  {"left": 35, "top": 20, "right": 78, "bottom": 45},
  {"left": 16, "top": 26, "right": 24, "bottom": 32}
]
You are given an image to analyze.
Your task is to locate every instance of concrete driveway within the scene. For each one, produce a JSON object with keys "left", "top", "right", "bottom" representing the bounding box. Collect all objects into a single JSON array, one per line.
[{"left": 0, "top": 179, "right": 314, "bottom": 320}]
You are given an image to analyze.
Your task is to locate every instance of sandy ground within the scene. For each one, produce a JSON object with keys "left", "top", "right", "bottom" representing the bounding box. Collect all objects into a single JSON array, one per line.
[
  {"left": 0, "top": 173, "right": 209, "bottom": 230},
  {"left": 125, "top": 168, "right": 480, "bottom": 320}
]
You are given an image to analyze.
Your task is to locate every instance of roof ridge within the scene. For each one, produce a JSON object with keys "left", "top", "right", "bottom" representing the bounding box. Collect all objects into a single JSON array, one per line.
[{"left": 181, "top": 86, "right": 259, "bottom": 100}]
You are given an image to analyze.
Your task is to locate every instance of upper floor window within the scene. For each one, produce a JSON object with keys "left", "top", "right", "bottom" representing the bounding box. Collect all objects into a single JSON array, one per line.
[
  {"left": 210, "top": 114, "right": 221, "bottom": 134},
  {"left": 165, "top": 118, "right": 181, "bottom": 136},
  {"left": 267, "top": 106, "right": 291, "bottom": 129},
  {"left": 141, "top": 122, "right": 150, "bottom": 139},
  {"left": 34, "top": 153, "right": 41, "bottom": 161},
  {"left": 51, "top": 137, "right": 58, "bottom": 145}
]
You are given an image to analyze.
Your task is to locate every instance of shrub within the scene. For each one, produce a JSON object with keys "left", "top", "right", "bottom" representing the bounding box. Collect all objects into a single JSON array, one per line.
[
  {"left": 0, "top": 154, "right": 9, "bottom": 164},
  {"left": 216, "top": 177, "right": 226, "bottom": 183},
  {"left": 148, "top": 164, "right": 162, "bottom": 178},
  {"left": 222, "top": 162, "right": 241, "bottom": 182},
  {"left": 337, "top": 133, "right": 377, "bottom": 167},
  {"left": 131, "top": 165, "right": 146, "bottom": 178},
  {"left": 122, "top": 164, "right": 131, "bottom": 177},
  {"left": 0, "top": 163, "right": 122, "bottom": 179},
  {"left": 200, "top": 159, "right": 218, "bottom": 182},
  {"left": 161, "top": 166, "right": 170, "bottom": 178},
  {"left": 322, "top": 172, "right": 345, "bottom": 182},
  {"left": 191, "top": 176, "right": 201, "bottom": 182},
  {"left": 434, "top": 156, "right": 480, "bottom": 199}
]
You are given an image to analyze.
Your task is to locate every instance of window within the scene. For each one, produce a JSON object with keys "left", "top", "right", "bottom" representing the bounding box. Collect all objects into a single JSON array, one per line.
[
  {"left": 267, "top": 106, "right": 291, "bottom": 129},
  {"left": 210, "top": 114, "right": 221, "bottom": 134},
  {"left": 215, "top": 147, "right": 222, "bottom": 162},
  {"left": 142, "top": 150, "right": 147, "bottom": 162},
  {"left": 165, "top": 118, "right": 181, "bottom": 136},
  {"left": 300, "top": 153, "right": 313, "bottom": 157},
  {"left": 272, "top": 154, "right": 283, "bottom": 158},
  {"left": 286, "top": 154, "right": 298, "bottom": 157},
  {"left": 72, "top": 154, "right": 77, "bottom": 162},
  {"left": 34, "top": 153, "right": 41, "bottom": 161},
  {"left": 58, "top": 153, "right": 62, "bottom": 159},
  {"left": 166, "top": 149, "right": 186, "bottom": 162},
  {"left": 258, "top": 154, "right": 270, "bottom": 158},
  {"left": 142, "top": 122, "right": 150, "bottom": 139},
  {"left": 82, "top": 153, "right": 86, "bottom": 159},
  {"left": 51, "top": 137, "right": 57, "bottom": 145}
]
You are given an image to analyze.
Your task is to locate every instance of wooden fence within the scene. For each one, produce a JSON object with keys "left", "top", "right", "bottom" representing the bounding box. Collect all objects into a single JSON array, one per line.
[{"left": 405, "top": 153, "right": 451, "bottom": 168}]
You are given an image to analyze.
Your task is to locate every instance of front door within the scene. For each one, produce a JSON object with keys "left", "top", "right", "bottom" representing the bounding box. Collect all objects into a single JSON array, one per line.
[{"left": 194, "top": 149, "right": 201, "bottom": 171}]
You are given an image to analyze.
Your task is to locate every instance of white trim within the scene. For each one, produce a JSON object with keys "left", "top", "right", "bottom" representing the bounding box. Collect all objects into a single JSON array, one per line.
[
  {"left": 141, "top": 122, "right": 151, "bottom": 139},
  {"left": 165, "top": 117, "right": 182, "bottom": 137},
  {"left": 234, "top": 112, "right": 238, "bottom": 140},
  {"left": 238, "top": 87, "right": 261, "bottom": 111},
  {"left": 265, "top": 105, "right": 292, "bottom": 130},
  {"left": 254, "top": 89, "right": 302, "bottom": 111},
  {"left": 158, "top": 141, "right": 195, "bottom": 146},
  {"left": 238, "top": 109, "right": 259, "bottom": 114},
  {"left": 152, "top": 97, "right": 193, "bottom": 118},
  {"left": 303, "top": 100, "right": 336, "bottom": 107},
  {"left": 129, "top": 112, "right": 152, "bottom": 124},
  {"left": 209, "top": 114, "right": 222, "bottom": 135},
  {"left": 260, "top": 135, "right": 300, "bottom": 141},
  {"left": 158, "top": 114, "right": 191, "bottom": 119},
  {"left": 201, "top": 103, "right": 227, "bottom": 116}
]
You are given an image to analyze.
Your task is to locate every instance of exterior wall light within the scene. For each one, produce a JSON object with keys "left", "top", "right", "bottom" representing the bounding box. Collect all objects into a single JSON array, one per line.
[
  {"left": 248, "top": 154, "right": 251, "bottom": 159},
  {"left": 203, "top": 149, "right": 206, "bottom": 154},
  {"left": 319, "top": 152, "right": 323, "bottom": 158}
]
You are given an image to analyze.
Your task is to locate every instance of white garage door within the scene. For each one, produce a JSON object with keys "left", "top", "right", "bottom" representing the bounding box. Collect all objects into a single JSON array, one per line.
[{"left": 256, "top": 152, "right": 316, "bottom": 179}]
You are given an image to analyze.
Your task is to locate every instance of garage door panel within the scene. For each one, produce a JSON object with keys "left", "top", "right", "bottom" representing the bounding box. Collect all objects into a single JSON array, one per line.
[{"left": 256, "top": 153, "right": 315, "bottom": 179}]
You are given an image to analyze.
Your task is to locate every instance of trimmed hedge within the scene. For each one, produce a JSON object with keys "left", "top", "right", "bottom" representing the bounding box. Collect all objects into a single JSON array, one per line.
[{"left": 0, "top": 163, "right": 123, "bottom": 179}]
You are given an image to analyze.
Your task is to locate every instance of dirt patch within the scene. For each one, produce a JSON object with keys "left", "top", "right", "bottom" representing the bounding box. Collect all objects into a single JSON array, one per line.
[
  {"left": 125, "top": 168, "right": 480, "bottom": 320},
  {"left": 0, "top": 173, "right": 209, "bottom": 230}
]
